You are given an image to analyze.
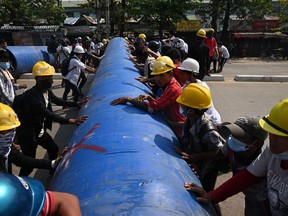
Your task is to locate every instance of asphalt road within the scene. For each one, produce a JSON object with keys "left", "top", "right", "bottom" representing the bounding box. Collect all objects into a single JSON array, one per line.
[{"left": 13, "top": 58, "right": 288, "bottom": 216}]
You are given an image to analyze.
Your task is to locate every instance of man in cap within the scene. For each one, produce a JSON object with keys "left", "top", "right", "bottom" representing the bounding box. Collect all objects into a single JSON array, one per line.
[
  {"left": 185, "top": 98, "right": 288, "bottom": 216},
  {"left": 14, "top": 61, "right": 88, "bottom": 176},
  {"left": 174, "top": 83, "right": 224, "bottom": 192},
  {"left": 188, "top": 29, "right": 210, "bottom": 80}
]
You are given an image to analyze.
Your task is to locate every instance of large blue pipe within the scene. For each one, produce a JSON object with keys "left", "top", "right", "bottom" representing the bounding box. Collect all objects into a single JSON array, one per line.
[
  {"left": 6, "top": 46, "right": 54, "bottom": 78},
  {"left": 49, "top": 37, "right": 216, "bottom": 215}
]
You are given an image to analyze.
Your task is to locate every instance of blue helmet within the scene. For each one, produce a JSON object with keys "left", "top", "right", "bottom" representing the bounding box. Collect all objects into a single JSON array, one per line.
[{"left": 0, "top": 173, "right": 46, "bottom": 216}]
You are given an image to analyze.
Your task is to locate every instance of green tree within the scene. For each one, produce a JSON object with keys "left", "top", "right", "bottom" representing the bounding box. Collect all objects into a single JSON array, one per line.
[{"left": 0, "top": 0, "right": 66, "bottom": 25}]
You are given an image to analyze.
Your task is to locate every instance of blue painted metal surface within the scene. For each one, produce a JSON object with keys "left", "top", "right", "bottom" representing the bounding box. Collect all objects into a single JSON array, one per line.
[
  {"left": 49, "top": 37, "right": 216, "bottom": 216},
  {"left": 6, "top": 46, "right": 54, "bottom": 77}
]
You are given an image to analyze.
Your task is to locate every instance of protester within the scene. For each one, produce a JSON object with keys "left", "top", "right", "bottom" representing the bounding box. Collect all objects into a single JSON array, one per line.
[
  {"left": 217, "top": 41, "right": 230, "bottom": 73},
  {"left": 0, "top": 102, "right": 66, "bottom": 174},
  {"left": 174, "top": 83, "right": 224, "bottom": 191},
  {"left": 63, "top": 46, "right": 96, "bottom": 102},
  {"left": 204, "top": 28, "right": 218, "bottom": 73},
  {"left": 185, "top": 98, "right": 288, "bottom": 216},
  {"left": 178, "top": 58, "right": 221, "bottom": 125},
  {"left": 47, "top": 35, "right": 59, "bottom": 72},
  {"left": 111, "top": 56, "right": 185, "bottom": 139},
  {"left": 0, "top": 50, "right": 27, "bottom": 106},
  {"left": 14, "top": 61, "right": 88, "bottom": 176},
  {"left": 0, "top": 173, "right": 82, "bottom": 216},
  {"left": 188, "top": 29, "right": 210, "bottom": 80},
  {"left": 166, "top": 48, "right": 185, "bottom": 86}
]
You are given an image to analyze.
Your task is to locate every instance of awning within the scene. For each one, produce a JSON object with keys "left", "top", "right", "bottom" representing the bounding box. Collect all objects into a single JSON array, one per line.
[{"left": 233, "top": 32, "right": 288, "bottom": 39}]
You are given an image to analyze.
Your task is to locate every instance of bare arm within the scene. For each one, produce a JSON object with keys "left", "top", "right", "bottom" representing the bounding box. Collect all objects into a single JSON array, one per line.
[{"left": 52, "top": 192, "right": 82, "bottom": 216}]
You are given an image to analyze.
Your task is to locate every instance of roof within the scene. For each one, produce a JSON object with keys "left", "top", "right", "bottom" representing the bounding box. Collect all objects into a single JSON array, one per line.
[
  {"left": 0, "top": 25, "right": 59, "bottom": 30},
  {"left": 64, "top": 15, "right": 103, "bottom": 25}
]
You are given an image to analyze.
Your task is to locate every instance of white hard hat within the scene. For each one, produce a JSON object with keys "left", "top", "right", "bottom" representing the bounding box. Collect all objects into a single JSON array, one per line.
[
  {"left": 172, "top": 38, "right": 185, "bottom": 50},
  {"left": 178, "top": 58, "right": 199, "bottom": 73},
  {"left": 74, "top": 46, "right": 85, "bottom": 54}
]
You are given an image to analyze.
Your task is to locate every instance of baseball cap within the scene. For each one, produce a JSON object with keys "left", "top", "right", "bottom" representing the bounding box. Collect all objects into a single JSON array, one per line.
[{"left": 224, "top": 116, "right": 268, "bottom": 141}]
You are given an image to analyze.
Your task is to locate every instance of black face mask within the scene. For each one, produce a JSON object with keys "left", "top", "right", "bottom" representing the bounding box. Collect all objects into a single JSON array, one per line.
[{"left": 39, "top": 79, "right": 53, "bottom": 89}]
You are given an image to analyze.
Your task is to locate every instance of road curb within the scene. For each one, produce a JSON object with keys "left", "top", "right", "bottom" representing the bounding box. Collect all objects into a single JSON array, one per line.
[
  {"left": 20, "top": 73, "right": 63, "bottom": 79},
  {"left": 234, "top": 75, "right": 288, "bottom": 82},
  {"left": 203, "top": 74, "right": 225, "bottom": 81}
]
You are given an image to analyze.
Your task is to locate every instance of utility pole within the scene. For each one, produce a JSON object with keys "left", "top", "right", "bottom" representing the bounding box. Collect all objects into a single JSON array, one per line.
[
  {"left": 105, "top": 0, "right": 110, "bottom": 38},
  {"left": 95, "top": 0, "right": 101, "bottom": 38}
]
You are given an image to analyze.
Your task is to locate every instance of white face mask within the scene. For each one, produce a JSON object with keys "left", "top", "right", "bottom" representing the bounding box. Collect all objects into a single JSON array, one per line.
[
  {"left": 227, "top": 135, "right": 248, "bottom": 152},
  {"left": 0, "top": 130, "right": 16, "bottom": 158},
  {"left": 273, "top": 151, "right": 288, "bottom": 160}
]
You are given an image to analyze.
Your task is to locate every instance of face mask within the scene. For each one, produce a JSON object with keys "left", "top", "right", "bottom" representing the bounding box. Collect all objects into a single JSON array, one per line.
[
  {"left": 0, "top": 130, "right": 16, "bottom": 158},
  {"left": 0, "top": 62, "right": 10, "bottom": 69},
  {"left": 273, "top": 151, "right": 288, "bottom": 160},
  {"left": 40, "top": 79, "right": 53, "bottom": 89},
  {"left": 227, "top": 135, "right": 248, "bottom": 152}
]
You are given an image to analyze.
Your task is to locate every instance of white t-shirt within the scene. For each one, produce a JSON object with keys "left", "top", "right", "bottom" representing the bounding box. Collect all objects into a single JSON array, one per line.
[
  {"left": 248, "top": 145, "right": 288, "bottom": 216},
  {"left": 219, "top": 45, "right": 230, "bottom": 59},
  {"left": 57, "top": 46, "right": 71, "bottom": 64},
  {"left": 64, "top": 56, "right": 86, "bottom": 86}
]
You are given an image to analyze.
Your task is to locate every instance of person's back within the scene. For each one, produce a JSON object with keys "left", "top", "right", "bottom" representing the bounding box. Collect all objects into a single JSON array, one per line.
[{"left": 188, "top": 30, "right": 210, "bottom": 80}]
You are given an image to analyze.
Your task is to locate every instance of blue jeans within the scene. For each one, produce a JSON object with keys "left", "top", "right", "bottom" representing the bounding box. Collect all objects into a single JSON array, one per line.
[{"left": 63, "top": 79, "right": 80, "bottom": 102}]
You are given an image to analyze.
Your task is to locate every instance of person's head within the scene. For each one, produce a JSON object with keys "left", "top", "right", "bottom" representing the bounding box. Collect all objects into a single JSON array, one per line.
[
  {"left": 178, "top": 58, "right": 199, "bottom": 84},
  {"left": 206, "top": 28, "right": 214, "bottom": 38},
  {"left": 73, "top": 45, "right": 85, "bottom": 59},
  {"left": 196, "top": 29, "right": 206, "bottom": 41},
  {"left": 0, "top": 50, "right": 11, "bottom": 70},
  {"left": 218, "top": 41, "right": 223, "bottom": 48},
  {"left": 161, "top": 44, "right": 172, "bottom": 56},
  {"left": 83, "top": 36, "right": 92, "bottom": 48},
  {"left": 171, "top": 38, "right": 185, "bottom": 51},
  {"left": 0, "top": 173, "right": 45, "bottom": 215},
  {"left": 139, "top": 33, "right": 146, "bottom": 40},
  {"left": 259, "top": 98, "right": 288, "bottom": 158},
  {"left": 0, "top": 103, "right": 20, "bottom": 152},
  {"left": 32, "top": 61, "right": 55, "bottom": 91},
  {"left": 135, "top": 37, "right": 145, "bottom": 48},
  {"left": 61, "top": 38, "right": 69, "bottom": 46},
  {"left": 148, "top": 40, "right": 160, "bottom": 53},
  {"left": 176, "top": 83, "right": 212, "bottom": 120},
  {"left": 224, "top": 117, "right": 268, "bottom": 157},
  {"left": 0, "top": 39, "right": 8, "bottom": 49},
  {"left": 50, "top": 34, "right": 56, "bottom": 40},
  {"left": 150, "top": 56, "right": 175, "bottom": 88},
  {"left": 166, "top": 48, "right": 181, "bottom": 64}
]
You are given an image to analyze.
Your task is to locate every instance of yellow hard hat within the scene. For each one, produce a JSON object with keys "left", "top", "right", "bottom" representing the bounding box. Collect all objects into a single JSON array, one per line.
[
  {"left": 139, "top": 33, "right": 146, "bottom": 39},
  {"left": 259, "top": 98, "right": 288, "bottom": 136},
  {"left": 32, "top": 61, "right": 55, "bottom": 77},
  {"left": 150, "top": 56, "right": 175, "bottom": 75},
  {"left": 0, "top": 103, "right": 21, "bottom": 131},
  {"left": 208, "top": 28, "right": 215, "bottom": 33},
  {"left": 176, "top": 83, "right": 212, "bottom": 109},
  {"left": 196, "top": 29, "right": 206, "bottom": 38}
]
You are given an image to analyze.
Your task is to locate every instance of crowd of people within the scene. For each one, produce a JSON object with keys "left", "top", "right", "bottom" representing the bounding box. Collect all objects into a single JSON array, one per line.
[{"left": 0, "top": 28, "right": 287, "bottom": 216}]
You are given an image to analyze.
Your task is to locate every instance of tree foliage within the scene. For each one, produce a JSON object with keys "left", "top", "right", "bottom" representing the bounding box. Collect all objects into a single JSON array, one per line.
[{"left": 0, "top": 0, "right": 66, "bottom": 25}]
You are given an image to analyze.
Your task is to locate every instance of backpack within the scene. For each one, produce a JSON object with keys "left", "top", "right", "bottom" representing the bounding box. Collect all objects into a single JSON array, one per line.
[{"left": 60, "top": 56, "right": 77, "bottom": 76}]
